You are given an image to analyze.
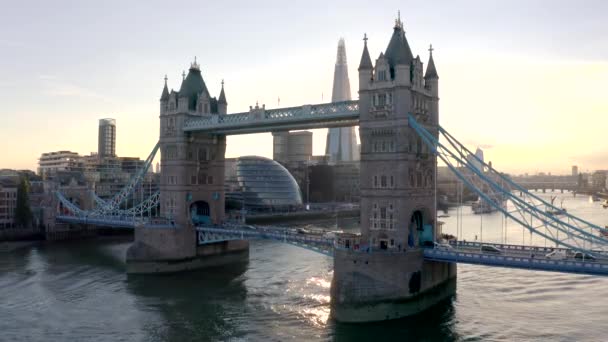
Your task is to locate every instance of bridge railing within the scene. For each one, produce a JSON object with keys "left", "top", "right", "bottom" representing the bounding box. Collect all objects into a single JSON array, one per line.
[
  {"left": 196, "top": 227, "right": 334, "bottom": 245},
  {"left": 424, "top": 249, "right": 608, "bottom": 276}
]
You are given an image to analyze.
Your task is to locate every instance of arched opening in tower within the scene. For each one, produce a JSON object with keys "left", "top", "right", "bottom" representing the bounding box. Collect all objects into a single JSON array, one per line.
[
  {"left": 409, "top": 210, "right": 424, "bottom": 248},
  {"left": 190, "top": 201, "right": 211, "bottom": 225}
]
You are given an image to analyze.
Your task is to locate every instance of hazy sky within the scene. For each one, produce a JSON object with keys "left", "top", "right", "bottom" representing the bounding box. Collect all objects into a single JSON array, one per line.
[{"left": 1, "top": 0, "right": 607, "bottom": 175}]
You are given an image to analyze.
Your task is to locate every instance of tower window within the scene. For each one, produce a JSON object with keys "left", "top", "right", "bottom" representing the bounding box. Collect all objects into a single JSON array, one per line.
[
  {"left": 378, "top": 70, "right": 387, "bottom": 81},
  {"left": 378, "top": 94, "right": 386, "bottom": 106}
]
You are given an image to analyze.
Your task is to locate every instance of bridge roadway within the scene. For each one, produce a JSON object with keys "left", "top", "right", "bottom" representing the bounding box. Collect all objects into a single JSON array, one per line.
[
  {"left": 53, "top": 215, "right": 608, "bottom": 276},
  {"left": 196, "top": 225, "right": 608, "bottom": 277}
]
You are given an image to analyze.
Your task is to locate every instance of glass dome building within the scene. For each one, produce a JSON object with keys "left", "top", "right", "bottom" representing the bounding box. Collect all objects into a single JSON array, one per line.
[{"left": 226, "top": 156, "right": 302, "bottom": 211}]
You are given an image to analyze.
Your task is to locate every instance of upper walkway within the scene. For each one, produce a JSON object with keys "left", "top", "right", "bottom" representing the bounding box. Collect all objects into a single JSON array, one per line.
[{"left": 183, "top": 100, "right": 359, "bottom": 135}]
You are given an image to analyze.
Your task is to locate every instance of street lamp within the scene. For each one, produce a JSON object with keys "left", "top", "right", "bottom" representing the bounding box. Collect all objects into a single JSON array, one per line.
[{"left": 306, "top": 157, "right": 310, "bottom": 211}]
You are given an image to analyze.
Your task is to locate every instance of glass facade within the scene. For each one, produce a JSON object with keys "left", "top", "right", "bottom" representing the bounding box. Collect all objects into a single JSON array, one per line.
[
  {"left": 227, "top": 156, "right": 302, "bottom": 210},
  {"left": 98, "top": 118, "right": 116, "bottom": 157}
]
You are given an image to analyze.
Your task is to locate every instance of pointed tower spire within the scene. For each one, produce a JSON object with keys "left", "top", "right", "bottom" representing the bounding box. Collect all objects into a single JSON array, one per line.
[
  {"left": 424, "top": 44, "right": 439, "bottom": 79},
  {"left": 385, "top": 14, "right": 413, "bottom": 67},
  {"left": 160, "top": 74, "right": 169, "bottom": 101},
  {"left": 358, "top": 33, "right": 373, "bottom": 70},
  {"left": 218, "top": 79, "right": 227, "bottom": 104}
]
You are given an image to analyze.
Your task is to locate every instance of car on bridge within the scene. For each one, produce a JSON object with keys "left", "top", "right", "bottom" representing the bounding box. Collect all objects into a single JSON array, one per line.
[
  {"left": 545, "top": 250, "right": 568, "bottom": 260},
  {"left": 573, "top": 252, "right": 596, "bottom": 261},
  {"left": 481, "top": 245, "right": 502, "bottom": 254},
  {"left": 434, "top": 242, "right": 454, "bottom": 251}
]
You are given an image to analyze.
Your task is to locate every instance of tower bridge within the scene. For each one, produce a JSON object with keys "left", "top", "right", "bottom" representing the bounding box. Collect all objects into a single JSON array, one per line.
[{"left": 53, "top": 17, "right": 608, "bottom": 323}]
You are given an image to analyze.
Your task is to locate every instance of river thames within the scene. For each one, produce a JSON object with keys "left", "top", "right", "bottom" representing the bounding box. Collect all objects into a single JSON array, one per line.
[{"left": 1, "top": 191, "right": 608, "bottom": 341}]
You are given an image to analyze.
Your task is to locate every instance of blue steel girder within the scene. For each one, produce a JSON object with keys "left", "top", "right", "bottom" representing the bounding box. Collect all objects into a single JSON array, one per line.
[
  {"left": 435, "top": 125, "right": 608, "bottom": 246},
  {"left": 408, "top": 114, "right": 608, "bottom": 257},
  {"left": 183, "top": 100, "right": 359, "bottom": 135},
  {"left": 196, "top": 227, "right": 334, "bottom": 256},
  {"left": 56, "top": 215, "right": 139, "bottom": 228},
  {"left": 437, "top": 126, "right": 608, "bottom": 238},
  {"left": 423, "top": 248, "right": 608, "bottom": 276},
  {"left": 93, "top": 141, "right": 160, "bottom": 214}
]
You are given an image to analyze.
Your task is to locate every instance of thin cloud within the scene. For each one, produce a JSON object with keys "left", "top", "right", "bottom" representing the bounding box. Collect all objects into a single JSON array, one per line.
[
  {"left": 0, "top": 40, "right": 29, "bottom": 49},
  {"left": 40, "top": 76, "right": 114, "bottom": 103}
]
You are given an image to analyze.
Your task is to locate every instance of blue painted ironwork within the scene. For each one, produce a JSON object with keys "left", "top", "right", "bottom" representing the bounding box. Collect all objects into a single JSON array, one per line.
[
  {"left": 436, "top": 126, "right": 608, "bottom": 247},
  {"left": 439, "top": 126, "right": 608, "bottom": 237},
  {"left": 56, "top": 215, "right": 140, "bottom": 228},
  {"left": 92, "top": 141, "right": 160, "bottom": 214},
  {"left": 408, "top": 114, "right": 608, "bottom": 257},
  {"left": 56, "top": 190, "right": 160, "bottom": 227},
  {"left": 195, "top": 224, "right": 608, "bottom": 276},
  {"left": 196, "top": 227, "right": 334, "bottom": 256},
  {"left": 183, "top": 100, "right": 359, "bottom": 135},
  {"left": 423, "top": 248, "right": 608, "bottom": 276}
]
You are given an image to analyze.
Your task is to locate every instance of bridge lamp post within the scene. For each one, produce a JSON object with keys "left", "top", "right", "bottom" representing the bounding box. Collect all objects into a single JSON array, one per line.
[
  {"left": 241, "top": 187, "right": 246, "bottom": 224},
  {"left": 305, "top": 157, "right": 310, "bottom": 211}
]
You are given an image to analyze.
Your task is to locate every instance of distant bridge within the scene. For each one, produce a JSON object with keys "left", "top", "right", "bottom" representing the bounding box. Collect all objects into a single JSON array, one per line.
[{"left": 515, "top": 181, "right": 578, "bottom": 192}]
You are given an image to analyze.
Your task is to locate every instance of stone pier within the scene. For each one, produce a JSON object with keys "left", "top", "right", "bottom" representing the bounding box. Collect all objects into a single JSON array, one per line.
[{"left": 126, "top": 225, "right": 248, "bottom": 274}]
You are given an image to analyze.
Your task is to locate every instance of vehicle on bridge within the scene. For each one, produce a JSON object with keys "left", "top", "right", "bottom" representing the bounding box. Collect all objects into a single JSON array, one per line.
[
  {"left": 574, "top": 252, "right": 596, "bottom": 261},
  {"left": 434, "top": 242, "right": 453, "bottom": 251},
  {"left": 481, "top": 245, "right": 502, "bottom": 254},
  {"left": 545, "top": 250, "right": 568, "bottom": 260}
]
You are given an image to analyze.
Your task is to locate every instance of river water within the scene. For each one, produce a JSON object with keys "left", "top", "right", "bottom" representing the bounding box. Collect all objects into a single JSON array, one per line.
[{"left": 1, "top": 191, "right": 608, "bottom": 341}]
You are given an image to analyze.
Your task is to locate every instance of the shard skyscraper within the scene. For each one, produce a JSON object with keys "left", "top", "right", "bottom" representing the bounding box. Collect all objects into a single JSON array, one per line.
[{"left": 325, "top": 38, "right": 359, "bottom": 163}]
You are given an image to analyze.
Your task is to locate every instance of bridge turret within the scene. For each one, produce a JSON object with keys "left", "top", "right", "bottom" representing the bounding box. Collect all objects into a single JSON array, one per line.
[
  {"left": 160, "top": 75, "right": 169, "bottom": 115},
  {"left": 358, "top": 33, "right": 373, "bottom": 91},
  {"left": 218, "top": 80, "right": 227, "bottom": 115},
  {"left": 424, "top": 44, "right": 439, "bottom": 124}
]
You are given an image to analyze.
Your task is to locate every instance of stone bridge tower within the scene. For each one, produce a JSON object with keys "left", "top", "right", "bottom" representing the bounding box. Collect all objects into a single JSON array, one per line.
[
  {"left": 331, "top": 18, "right": 456, "bottom": 322},
  {"left": 126, "top": 60, "right": 235, "bottom": 273},
  {"left": 158, "top": 60, "right": 227, "bottom": 227}
]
